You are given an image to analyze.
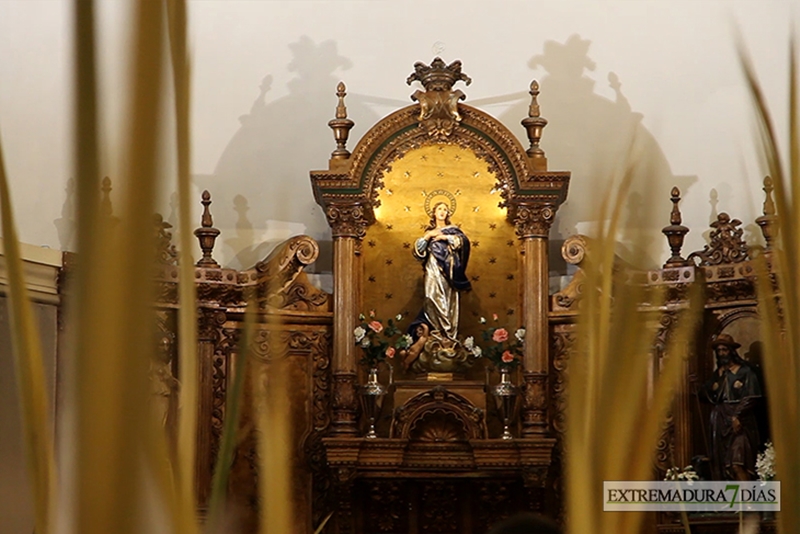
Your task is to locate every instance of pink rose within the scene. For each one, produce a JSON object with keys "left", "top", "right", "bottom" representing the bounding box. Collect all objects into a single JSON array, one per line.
[
  {"left": 385, "top": 347, "right": 395, "bottom": 359},
  {"left": 492, "top": 328, "right": 509, "bottom": 343},
  {"left": 369, "top": 309, "right": 376, "bottom": 318},
  {"left": 501, "top": 351, "right": 515, "bottom": 363},
  {"left": 368, "top": 320, "right": 383, "bottom": 333},
  {"left": 492, "top": 313, "right": 499, "bottom": 321}
]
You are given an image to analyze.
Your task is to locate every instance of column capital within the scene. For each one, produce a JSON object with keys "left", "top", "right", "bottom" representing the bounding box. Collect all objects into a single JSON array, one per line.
[
  {"left": 511, "top": 203, "right": 557, "bottom": 239},
  {"left": 325, "top": 204, "right": 371, "bottom": 239}
]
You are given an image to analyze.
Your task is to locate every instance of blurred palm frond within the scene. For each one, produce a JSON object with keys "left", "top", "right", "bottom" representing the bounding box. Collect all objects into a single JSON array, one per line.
[
  {"left": 567, "top": 165, "right": 701, "bottom": 534},
  {"left": 0, "top": 118, "right": 57, "bottom": 534},
  {"left": 739, "top": 33, "right": 800, "bottom": 534},
  {"left": 166, "top": 1, "right": 201, "bottom": 532}
]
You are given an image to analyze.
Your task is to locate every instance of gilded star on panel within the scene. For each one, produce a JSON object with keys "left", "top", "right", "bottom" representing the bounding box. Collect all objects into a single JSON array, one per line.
[
  {"left": 507, "top": 240, "right": 514, "bottom": 247},
  {"left": 454, "top": 154, "right": 461, "bottom": 161},
  {"left": 386, "top": 224, "right": 393, "bottom": 230},
  {"left": 506, "top": 274, "right": 515, "bottom": 281},
  {"left": 385, "top": 293, "right": 393, "bottom": 300},
  {"left": 403, "top": 242, "right": 411, "bottom": 249},
  {"left": 489, "top": 257, "right": 497, "bottom": 264},
  {"left": 385, "top": 259, "right": 393, "bottom": 266},
  {"left": 489, "top": 223, "right": 497, "bottom": 230},
  {"left": 507, "top": 309, "right": 514, "bottom": 316},
  {"left": 471, "top": 275, "right": 480, "bottom": 282},
  {"left": 404, "top": 171, "right": 411, "bottom": 178},
  {"left": 405, "top": 206, "right": 411, "bottom": 212},
  {"left": 473, "top": 241, "right": 479, "bottom": 248},
  {"left": 421, "top": 155, "right": 428, "bottom": 161},
  {"left": 368, "top": 240, "right": 376, "bottom": 247},
  {"left": 368, "top": 276, "right": 376, "bottom": 283},
  {"left": 489, "top": 292, "right": 497, "bottom": 299},
  {"left": 437, "top": 172, "right": 444, "bottom": 177}
]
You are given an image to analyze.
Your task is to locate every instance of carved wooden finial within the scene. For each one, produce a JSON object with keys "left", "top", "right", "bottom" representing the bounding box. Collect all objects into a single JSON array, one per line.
[
  {"left": 662, "top": 186, "right": 690, "bottom": 268},
  {"left": 328, "top": 81, "right": 355, "bottom": 160},
  {"left": 528, "top": 80, "right": 541, "bottom": 118},
  {"left": 756, "top": 176, "right": 778, "bottom": 249},
  {"left": 669, "top": 186, "right": 683, "bottom": 225},
  {"left": 335, "top": 81, "right": 348, "bottom": 119},
  {"left": 521, "top": 80, "right": 548, "bottom": 165},
  {"left": 194, "top": 190, "right": 220, "bottom": 267},
  {"left": 200, "top": 190, "right": 213, "bottom": 227}
]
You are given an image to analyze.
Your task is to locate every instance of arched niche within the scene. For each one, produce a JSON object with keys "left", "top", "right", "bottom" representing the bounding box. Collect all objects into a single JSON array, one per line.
[{"left": 361, "top": 142, "right": 519, "bottom": 374}]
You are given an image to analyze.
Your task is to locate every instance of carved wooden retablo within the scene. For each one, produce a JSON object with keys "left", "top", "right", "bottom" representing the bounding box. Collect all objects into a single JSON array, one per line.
[{"left": 310, "top": 58, "right": 569, "bottom": 533}]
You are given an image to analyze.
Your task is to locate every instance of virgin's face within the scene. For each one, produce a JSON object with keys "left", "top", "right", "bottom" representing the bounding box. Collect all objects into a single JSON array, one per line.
[{"left": 434, "top": 203, "right": 449, "bottom": 222}]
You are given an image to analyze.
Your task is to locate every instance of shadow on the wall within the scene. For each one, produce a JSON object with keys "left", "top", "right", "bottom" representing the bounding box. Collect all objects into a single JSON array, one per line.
[
  {"left": 498, "top": 34, "right": 697, "bottom": 273},
  {"left": 195, "top": 34, "right": 695, "bottom": 276},
  {"left": 195, "top": 36, "right": 380, "bottom": 276},
  {"left": 54, "top": 177, "right": 76, "bottom": 252}
]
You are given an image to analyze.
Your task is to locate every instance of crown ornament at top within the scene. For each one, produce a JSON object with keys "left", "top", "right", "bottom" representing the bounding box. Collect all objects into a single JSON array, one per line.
[
  {"left": 406, "top": 57, "right": 472, "bottom": 92},
  {"left": 407, "top": 58, "right": 471, "bottom": 138}
]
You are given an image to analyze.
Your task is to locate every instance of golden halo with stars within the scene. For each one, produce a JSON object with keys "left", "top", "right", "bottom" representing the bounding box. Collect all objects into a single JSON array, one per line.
[{"left": 424, "top": 189, "right": 457, "bottom": 218}]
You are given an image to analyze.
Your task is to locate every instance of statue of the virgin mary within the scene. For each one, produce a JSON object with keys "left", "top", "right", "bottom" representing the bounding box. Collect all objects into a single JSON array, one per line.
[{"left": 403, "top": 190, "right": 472, "bottom": 372}]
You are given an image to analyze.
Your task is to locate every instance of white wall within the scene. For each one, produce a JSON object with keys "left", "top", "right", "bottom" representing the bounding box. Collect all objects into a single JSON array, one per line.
[{"left": 0, "top": 0, "right": 795, "bottom": 274}]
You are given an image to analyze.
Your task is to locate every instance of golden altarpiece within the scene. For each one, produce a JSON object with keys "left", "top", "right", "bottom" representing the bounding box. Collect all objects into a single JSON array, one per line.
[
  {"left": 309, "top": 58, "right": 569, "bottom": 534},
  {"left": 57, "top": 59, "right": 779, "bottom": 534}
]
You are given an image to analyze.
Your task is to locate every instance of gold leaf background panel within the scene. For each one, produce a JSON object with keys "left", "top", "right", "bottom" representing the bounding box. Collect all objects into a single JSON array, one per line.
[{"left": 362, "top": 144, "right": 520, "bottom": 358}]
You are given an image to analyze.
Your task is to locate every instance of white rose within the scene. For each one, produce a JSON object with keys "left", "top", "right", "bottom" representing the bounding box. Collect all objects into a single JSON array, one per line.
[
  {"left": 515, "top": 328, "right": 526, "bottom": 341},
  {"left": 480, "top": 317, "right": 487, "bottom": 324},
  {"left": 464, "top": 336, "right": 474, "bottom": 350},
  {"left": 472, "top": 346, "right": 482, "bottom": 357},
  {"left": 361, "top": 337, "right": 371, "bottom": 348},
  {"left": 354, "top": 326, "right": 366, "bottom": 343},
  {"left": 396, "top": 314, "right": 403, "bottom": 321}
]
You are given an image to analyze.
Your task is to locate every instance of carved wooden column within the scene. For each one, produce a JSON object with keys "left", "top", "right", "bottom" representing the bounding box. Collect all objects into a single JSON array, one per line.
[
  {"left": 513, "top": 204, "right": 556, "bottom": 437},
  {"left": 195, "top": 307, "right": 227, "bottom": 507},
  {"left": 326, "top": 205, "right": 368, "bottom": 436}
]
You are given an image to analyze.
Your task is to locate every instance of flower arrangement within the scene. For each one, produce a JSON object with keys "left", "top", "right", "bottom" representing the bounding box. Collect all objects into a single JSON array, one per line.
[
  {"left": 354, "top": 310, "right": 412, "bottom": 368},
  {"left": 664, "top": 465, "right": 699, "bottom": 481},
  {"left": 756, "top": 441, "right": 776, "bottom": 481},
  {"left": 464, "top": 313, "right": 525, "bottom": 369}
]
